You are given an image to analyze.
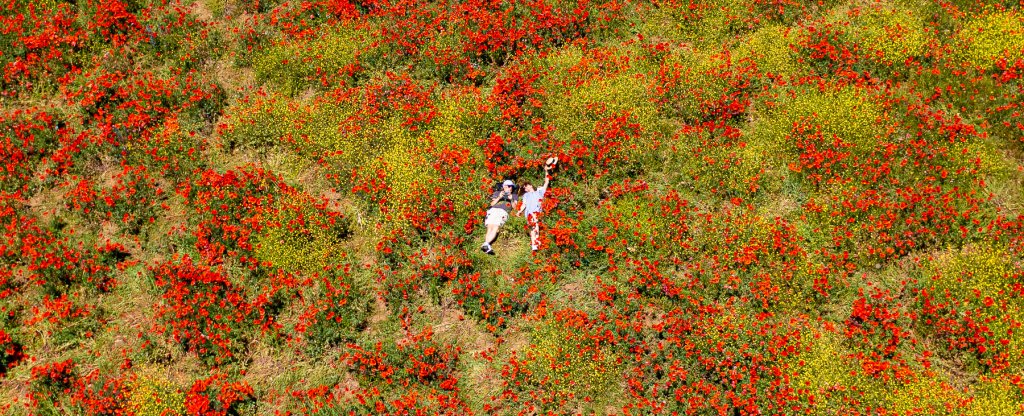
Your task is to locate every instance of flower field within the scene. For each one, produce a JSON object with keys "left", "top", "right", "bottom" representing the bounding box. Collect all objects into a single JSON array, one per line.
[{"left": 1, "top": 0, "right": 1024, "bottom": 414}]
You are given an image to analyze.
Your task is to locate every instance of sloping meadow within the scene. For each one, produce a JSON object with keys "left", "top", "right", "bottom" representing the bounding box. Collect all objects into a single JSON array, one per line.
[{"left": 1, "top": 0, "right": 1023, "bottom": 414}]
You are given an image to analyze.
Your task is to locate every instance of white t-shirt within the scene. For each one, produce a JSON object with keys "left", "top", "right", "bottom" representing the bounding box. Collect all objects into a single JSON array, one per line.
[{"left": 520, "top": 186, "right": 546, "bottom": 216}]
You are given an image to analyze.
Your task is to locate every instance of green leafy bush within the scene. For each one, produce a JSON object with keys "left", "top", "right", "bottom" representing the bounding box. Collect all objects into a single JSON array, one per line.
[
  {"left": 846, "top": 6, "right": 928, "bottom": 65},
  {"left": 654, "top": 49, "right": 731, "bottom": 122},
  {"left": 254, "top": 26, "right": 373, "bottom": 95},
  {"left": 296, "top": 268, "right": 370, "bottom": 353},
  {"left": 253, "top": 194, "right": 352, "bottom": 276},
  {"left": 663, "top": 127, "right": 762, "bottom": 201},
  {"left": 793, "top": 330, "right": 963, "bottom": 413},
  {"left": 967, "top": 379, "right": 1024, "bottom": 415},
  {"left": 744, "top": 85, "right": 884, "bottom": 170},
  {"left": 220, "top": 90, "right": 299, "bottom": 151},
  {"left": 916, "top": 245, "right": 1024, "bottom": 374},
  {"left": 732, "top": 25, "right": 803, "bottom": 77},
  {"left": 524, "top": 316, "right": 621, "bottom": 405},
  {"left": 127, "top": 372, "right": 186, "bottom": 416},
  {"left": 955, "top": 11, "right": 1024, "bottom": 68},
  {"left": 541, "top": 45, "right": 659, "bottom": 134}
]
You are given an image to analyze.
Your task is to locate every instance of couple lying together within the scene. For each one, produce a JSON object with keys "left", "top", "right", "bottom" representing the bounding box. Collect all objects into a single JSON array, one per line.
[{"left": 480, "top": 159, "right": 556, "bottom": 256}]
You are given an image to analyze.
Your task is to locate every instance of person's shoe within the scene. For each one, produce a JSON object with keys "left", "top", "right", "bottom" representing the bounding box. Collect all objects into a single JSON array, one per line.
[
  {"left": 481, "top": 244, "right": 494, "bottom": 255},
  {"left": 531, "top": 245, "right": 538, "bottom": 252}
]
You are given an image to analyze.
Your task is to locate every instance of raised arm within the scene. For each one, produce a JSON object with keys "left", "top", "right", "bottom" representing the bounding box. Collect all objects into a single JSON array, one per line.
[{"left": 542, "top": 164, "right": 552, "bottom": 189}]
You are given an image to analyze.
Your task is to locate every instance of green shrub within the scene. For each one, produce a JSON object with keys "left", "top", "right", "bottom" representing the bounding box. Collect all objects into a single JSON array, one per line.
[
  {"left": 298, "top": 269, "right": 371, "bottom": 353},
  {"left": 923, "top": 245, "right": 1024, "bottom": 372},
  {"left": 654, "top": 49, "right": 731, "bottom": 122},
  {"left": 253, "top": 194, "right": 353, "bottom": 276},
  {"left": 793, "top": 330, "right": 965, "bottom": 413},
  {"left": 220, "top": 90, "right": 299, "bottom": 151},
  {"left": 847, "top": 6, "right": 928, "bottom": 65},
  {"left": 967, "top": 378, "right": 1024, "bottom": 415},
  {"left": 745, "top": 86, "right": 884, "bottom": 165},
  {"left": 525, "top": 318, "right": 621, "bottom": 403},
  {"left": 127, "top": 372, "right": 186, "bottom": 416},
  {"left": 254, "top": 26, "right": 373, "bottom": 95},
  {"left": 731, "top": 25, "right": 803, "bottom": 77},
  {"left": 663, "top": 127, "right": 763, "bottom": 201},
  {"left": 636, "top": 0, "right": 756, "bottom": 47},
  {"left": 540, "top": 44, "right": 665, "bottom": 173},
  {"left": 955, "top": 11, "right": 1024, "bottom": 68}
]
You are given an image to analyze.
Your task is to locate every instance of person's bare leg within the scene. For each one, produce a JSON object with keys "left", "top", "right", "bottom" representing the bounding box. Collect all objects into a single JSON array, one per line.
[
  {"left": 532, "top": 222, "right": 540, "bottom": 248},
  {"left": 484, "top": 224, "right": 500, "bottom": 245}
]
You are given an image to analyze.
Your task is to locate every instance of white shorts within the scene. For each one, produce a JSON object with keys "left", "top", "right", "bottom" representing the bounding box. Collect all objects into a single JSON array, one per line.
[{"left": 485, "top": 208, "right": 509, "bottom": 226}]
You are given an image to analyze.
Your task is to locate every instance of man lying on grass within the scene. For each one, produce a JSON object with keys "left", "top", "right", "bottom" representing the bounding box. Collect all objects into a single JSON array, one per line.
[{"left": 481, "top": 180, "right": 518, "bottom": 255}]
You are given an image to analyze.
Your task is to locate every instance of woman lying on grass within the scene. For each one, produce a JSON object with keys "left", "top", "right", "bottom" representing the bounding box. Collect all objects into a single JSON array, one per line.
[{"left": 517, "top": 158, "right": 555, "bottom": 252}]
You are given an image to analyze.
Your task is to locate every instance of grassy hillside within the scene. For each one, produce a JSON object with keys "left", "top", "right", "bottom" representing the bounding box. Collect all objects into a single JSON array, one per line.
[{"left": 2, "top": 0, "right": 1024, "bottom": 414}]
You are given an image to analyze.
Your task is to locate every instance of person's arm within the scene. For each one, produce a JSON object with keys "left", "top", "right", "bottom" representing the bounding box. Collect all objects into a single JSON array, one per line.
[{"left": 541, "top": 165, "right": 552, "bottom": 190}]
